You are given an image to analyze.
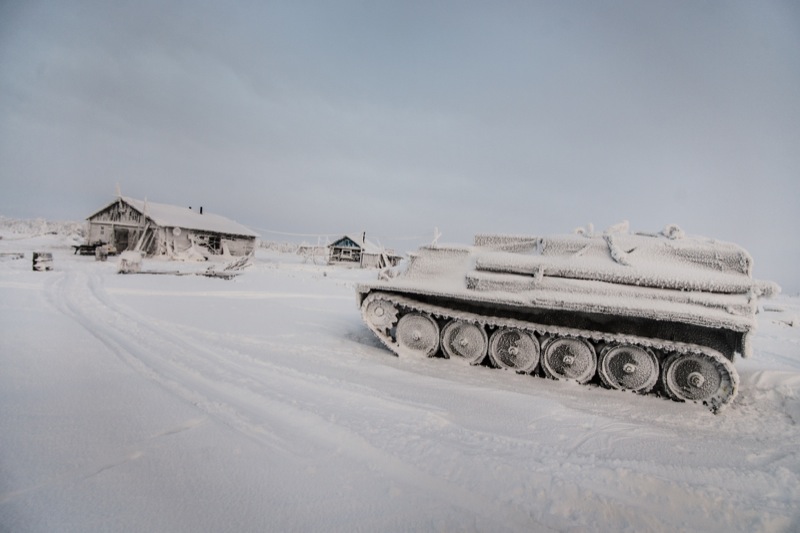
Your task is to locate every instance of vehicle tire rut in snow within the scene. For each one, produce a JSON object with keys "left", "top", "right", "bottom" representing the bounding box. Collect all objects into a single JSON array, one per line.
[
  {"left": 38, "top": 268, "right": 800, "bottom": 532},
  {"left": 45, "top": 269, "right": 555, "bottom": 530}
]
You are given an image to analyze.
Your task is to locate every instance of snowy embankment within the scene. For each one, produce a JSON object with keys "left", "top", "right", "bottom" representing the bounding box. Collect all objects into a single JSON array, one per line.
[{"left": 1, "top": 230, "right": 799, "bottom": 532}]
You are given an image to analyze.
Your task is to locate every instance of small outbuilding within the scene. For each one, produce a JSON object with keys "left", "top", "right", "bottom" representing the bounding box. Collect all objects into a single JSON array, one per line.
[
  {"left": 86, "top": 196, "right": 258, "bottom": 258},
  {"left": 328, "top": 233, "right": 402, "bottom": 269}
]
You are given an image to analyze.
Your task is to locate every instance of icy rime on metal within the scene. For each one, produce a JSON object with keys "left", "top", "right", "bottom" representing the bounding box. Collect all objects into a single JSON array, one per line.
[{"left": 357, "top": 225, "right": 778, "bottom": 413}]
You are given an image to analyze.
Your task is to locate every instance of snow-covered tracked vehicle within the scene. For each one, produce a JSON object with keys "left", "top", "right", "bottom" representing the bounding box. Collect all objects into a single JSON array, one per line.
[{"left": 356, "top": 225, "right": 778, "bottom": 412}]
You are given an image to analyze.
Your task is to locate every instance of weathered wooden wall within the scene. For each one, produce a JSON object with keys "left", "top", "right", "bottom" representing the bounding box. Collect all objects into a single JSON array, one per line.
[{"left": 88, "top": 199, "right": 256, "bottom": 258}]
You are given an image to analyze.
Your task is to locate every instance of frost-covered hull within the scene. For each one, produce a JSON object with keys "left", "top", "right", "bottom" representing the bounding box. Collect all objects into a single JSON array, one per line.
[{"left": 356, "top": 228, "right": 778, "bottom": 412}]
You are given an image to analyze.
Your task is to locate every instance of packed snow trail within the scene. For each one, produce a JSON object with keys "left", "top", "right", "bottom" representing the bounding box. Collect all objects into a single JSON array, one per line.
[
  {"left": 38, "top": 266, "right": 553, "bottom": 531},
  {"left": 1, "top": 242, "right": 799, "bottom": 532}
]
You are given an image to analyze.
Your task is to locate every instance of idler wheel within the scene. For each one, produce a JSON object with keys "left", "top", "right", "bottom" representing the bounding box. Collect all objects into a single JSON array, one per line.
[
  {"left": 395, "top": 313, "right": 440, "bottom": 357},
  {"left": 662, "top": 351, "right": 738, "bottom": 412},
  {"left": 441, "top": 320, "right": 488, "bottom": 365},
  {"left": 598, "top": 344, "right": 659, "bottom": 393},
  {"left": 541, "top": 337, "right": 597, "bottom": 384},
  {"left": 488, "top": 328, "right": 540, "bottom": 373}
]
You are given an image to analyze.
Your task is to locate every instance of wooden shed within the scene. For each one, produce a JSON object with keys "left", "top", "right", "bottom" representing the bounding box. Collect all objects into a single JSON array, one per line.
[
  {"left": 328, "top": 234, "right": 402, "bottom": 269},
  {"left": 86, "top": 196, "right": 258, "bottom": 258}
]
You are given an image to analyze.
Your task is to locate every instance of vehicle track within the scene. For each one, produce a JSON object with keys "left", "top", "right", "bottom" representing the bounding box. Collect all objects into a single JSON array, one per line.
[
  {"left": 45, "top": 269, "right": 555, "bottom": 531},
  {"left": 360, "top": 291, "right": 739, "bottom": 412}
]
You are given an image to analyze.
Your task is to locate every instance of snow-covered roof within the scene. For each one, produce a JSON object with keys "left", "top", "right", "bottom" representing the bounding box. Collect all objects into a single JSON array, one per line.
[
  {"left": 90, "top": 197, "right": 259, "bottom": 238},
  {"left": 330, "top": 234, "right": 384, "bottom": 254}
]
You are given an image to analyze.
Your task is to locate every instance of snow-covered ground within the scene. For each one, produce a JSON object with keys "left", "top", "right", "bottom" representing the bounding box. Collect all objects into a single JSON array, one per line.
[{"left": 1, "top": 229, "right": 799, "bottom": 532}]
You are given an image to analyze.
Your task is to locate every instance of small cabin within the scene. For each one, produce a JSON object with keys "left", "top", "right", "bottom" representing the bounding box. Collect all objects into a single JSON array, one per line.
[
  {"left": 86, "top": 196, "right": 258, "bottom": 258},
  {"left": 328, "top": 234, "right": 402, "bottom": 269}
]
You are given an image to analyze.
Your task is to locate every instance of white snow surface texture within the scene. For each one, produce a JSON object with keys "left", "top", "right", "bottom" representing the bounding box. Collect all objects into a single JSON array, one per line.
[{"left": 2, "top": 229, "right": 800, "bottom": 532}]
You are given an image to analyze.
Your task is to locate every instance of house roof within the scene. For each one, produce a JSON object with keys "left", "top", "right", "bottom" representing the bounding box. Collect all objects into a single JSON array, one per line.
[
  {"left": 329, "top": 234, "right": 401, "bottom": 257},
  {"left": 89, "top": 197, "right": 259, "bottom": 238},
  {"left": 330, "top": 234, "right": 381, "bottom": 253}
]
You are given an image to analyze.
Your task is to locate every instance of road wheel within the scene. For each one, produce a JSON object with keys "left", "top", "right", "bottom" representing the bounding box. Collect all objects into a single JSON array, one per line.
[
  {"left": 488, "top": 328, "right": 540, "bottom": 373},
  {"left": 598, "top": 344, "right": 659, "bottom": 393},
  {"left": 441, "top": 320, "right": 488, "bottom": 365},
  {"left": 541, "top": 337, "right": 597, "bottom": 384},
  {"left": 395, "top": 313, "right": 440, "bottom": 358}
]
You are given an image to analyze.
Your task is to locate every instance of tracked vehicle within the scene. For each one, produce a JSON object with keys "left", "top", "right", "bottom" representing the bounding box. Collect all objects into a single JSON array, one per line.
[{"left": 357, "top": 225, "right": 778, "bottom": 412}]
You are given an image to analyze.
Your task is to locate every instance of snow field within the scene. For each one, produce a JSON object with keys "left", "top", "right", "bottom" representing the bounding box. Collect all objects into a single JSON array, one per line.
[{"left": 1, "top": 231, "right": 799, "bottom": 532}]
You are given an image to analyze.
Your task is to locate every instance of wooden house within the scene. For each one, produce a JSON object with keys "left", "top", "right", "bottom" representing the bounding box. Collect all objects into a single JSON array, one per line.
[
  {"left": 86, "top": 196, "right": 258, "bottom": 258},
  {"left": 328, "top": 234, "right": 402, "bottom": 269}
]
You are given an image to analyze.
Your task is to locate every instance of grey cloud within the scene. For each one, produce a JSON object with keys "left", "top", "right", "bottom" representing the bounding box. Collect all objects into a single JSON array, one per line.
[{"left": 0, "top": 0, "right": 798, "bottom": 291}]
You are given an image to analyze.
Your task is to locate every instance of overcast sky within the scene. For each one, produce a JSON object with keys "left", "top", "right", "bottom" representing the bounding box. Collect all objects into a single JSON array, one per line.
[{"left": 1, "top": 1, "right": 798, "bottom": 292}]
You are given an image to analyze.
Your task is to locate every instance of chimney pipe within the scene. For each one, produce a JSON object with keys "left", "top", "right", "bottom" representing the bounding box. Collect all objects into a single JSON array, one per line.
[{"left": 200, "top": 206, "right": 203, "bottom": 215}]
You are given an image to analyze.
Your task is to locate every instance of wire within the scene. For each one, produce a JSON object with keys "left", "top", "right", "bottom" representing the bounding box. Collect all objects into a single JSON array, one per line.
[
  {"left": 246, "top": 226, "right": 433, "bottom": 242},
  {"left": 246, "top": 227, "right": 343, "bottom": 238}
]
